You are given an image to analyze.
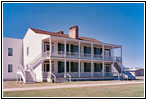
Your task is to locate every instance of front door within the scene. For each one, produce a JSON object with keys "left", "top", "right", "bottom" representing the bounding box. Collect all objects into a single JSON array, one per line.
[
  {"left": 44, "top": 43, "right": 50, "bottom": 52},
  {"left": 105, "top": 65, "right": 111, "bottom": 76}
]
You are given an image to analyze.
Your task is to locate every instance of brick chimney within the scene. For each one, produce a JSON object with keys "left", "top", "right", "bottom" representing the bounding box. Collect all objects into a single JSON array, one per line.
[
  {"left": 69, "top": 25, "right": 79, "bottom": 39},
  {"left": 56, "top": 31, "right": 64, "bottom": 34}
]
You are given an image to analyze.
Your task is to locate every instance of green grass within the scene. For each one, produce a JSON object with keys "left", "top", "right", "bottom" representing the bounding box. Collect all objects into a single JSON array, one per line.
[{"left": 3, "top": 84, "right": 144, "bottom": 97}]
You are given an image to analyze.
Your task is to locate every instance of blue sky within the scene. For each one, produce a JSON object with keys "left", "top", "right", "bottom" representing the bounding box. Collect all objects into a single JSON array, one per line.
[{"left": 3, "top": 3, "right": 144, "bottom": 68}]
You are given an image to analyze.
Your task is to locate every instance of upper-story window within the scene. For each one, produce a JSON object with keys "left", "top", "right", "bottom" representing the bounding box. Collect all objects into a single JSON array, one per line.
[
  {"left": 71, "top": 45, "right": 78, "bottom": 52},
  {"left": 94, "top": 48, "right": 102, "bottom": 55},
  {"left": 27, "top": 47, "right": 29, "bottom": 56},
  {"left": 104, "top": 49, "right": 111, "bottom": 56},
  {"left": 84, "top": 46, "right": 91, "bottom": 54},
  {"left": 8, "top": 48, "right": 13, "bottom": 56},
  {"left": 8, "top": 64, "right": 13, "bottom": 72},
  {"left": 58, "top": 43, "right": 64, "bottom": 52}
]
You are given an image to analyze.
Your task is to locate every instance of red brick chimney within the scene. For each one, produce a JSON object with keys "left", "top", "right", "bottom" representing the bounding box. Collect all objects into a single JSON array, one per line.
[{"left": 69, "top": 25, "right": 79, "bottom": 39}]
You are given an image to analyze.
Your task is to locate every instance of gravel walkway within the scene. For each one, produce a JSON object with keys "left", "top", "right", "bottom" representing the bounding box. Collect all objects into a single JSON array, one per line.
[{"left": 3, "top": 81, "right": 144, "bottom": 92}]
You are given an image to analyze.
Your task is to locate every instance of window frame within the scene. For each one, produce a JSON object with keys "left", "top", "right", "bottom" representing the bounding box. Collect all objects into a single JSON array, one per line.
[
  {"left": 8, "top": 64, "right": 13, "bottom": 73},
  {"left": 8, "top": 48, "right": 13, "bottom": 56}
]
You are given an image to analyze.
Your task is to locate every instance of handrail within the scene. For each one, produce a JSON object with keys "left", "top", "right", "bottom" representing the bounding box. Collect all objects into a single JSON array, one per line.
[
  {"left": 66, "top": 73, "right": 71, "bottom": 82},
  {"left": 29, "top": 51, "right": 49, "bottom": 68},
  {"left": 17, "top": 65, "right": 26, "bottom": 83},
  {"left": 29, "top": 67, "right": 36, "bottom": 81},
  {"left": 50, "top": 72, "right": 56, "bottom": 82}
]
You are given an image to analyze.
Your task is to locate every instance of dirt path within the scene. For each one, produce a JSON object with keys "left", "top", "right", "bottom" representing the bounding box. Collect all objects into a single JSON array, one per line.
[{"left": 3, "top": 81, "right": 144, "bottom": 92}]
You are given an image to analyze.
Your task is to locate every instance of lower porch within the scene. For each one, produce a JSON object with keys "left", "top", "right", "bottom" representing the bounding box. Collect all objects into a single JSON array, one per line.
[{"left": 42, "top": 59, "right": 118, "bottom": 81}]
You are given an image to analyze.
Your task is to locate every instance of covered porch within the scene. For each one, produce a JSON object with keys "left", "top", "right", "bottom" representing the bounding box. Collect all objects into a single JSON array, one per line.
[{"left": 42, "top": 58, "right": 116, "bottom": 81}]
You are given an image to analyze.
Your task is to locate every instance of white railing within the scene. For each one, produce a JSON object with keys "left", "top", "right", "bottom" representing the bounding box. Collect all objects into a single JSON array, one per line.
[
  {"left": 17, "top": 65, "right": 26, "bottom": 83},
  {"left": 29, "top": 67, "right": 36, "bottom": 81},
  {"left": 29, "top": 51, "right": 49, "bottom": 68},
  {"left": 50, "top": 72, "right": 56, "bottom": 82},
  {"left": 66, "top": 73, "right": 71, "bottom": 82}
]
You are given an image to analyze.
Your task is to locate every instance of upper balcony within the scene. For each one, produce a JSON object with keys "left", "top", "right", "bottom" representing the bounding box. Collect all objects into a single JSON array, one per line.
[{"left": 42, "top": 36, "right": 122, "bottom": 62}]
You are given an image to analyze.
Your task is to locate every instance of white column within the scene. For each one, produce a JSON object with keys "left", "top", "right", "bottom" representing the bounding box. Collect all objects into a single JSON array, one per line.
[
  {"left": 121, "top": 47, "right": 123, "bottom": 74},
  {"left": 91, "top": 60, "right": 93, "bottom": 78},
  {"left": 64, "top": 39, "right": 66, "bottom": 57},
  {"left": 42, "top": 42, "right": 44, "bottom": 53},
  {"left": 49, "top": 58, "right": 52, "bottom": 78},
  {"left": 69, "top": 43, "right": 71, "bottom": 56},
  {"left": 78, "top": 60, "right": 80, "bottom": 78},
  {"left": 91, "top": 43, "right": 93, "bottom": 59},
  {"left": 102, "top": 44, "right": 105, "bottom": 77},
  {"left": 79, "top": 41, "right": 80, "bottom": 58},
  {"left": 49, "top": 36, "right": 52, "bottom": 56},
  {"left": 112, "top": 45, "right": 114, "bottom": 75},
  {"left": 64, "top": 59, "right": 67, "bottom": 78}
]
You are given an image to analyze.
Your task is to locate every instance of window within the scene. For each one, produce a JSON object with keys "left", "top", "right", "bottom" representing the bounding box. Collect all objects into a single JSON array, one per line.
[
  {"left": 71, "top": 62, "right": 78, "bottom": 72},
  {"left": 8, "top": 48, "right": 13, "bottom": 56},
  {"left": 71, "top": 45, "right": 78, "bottom": 52},
  {"left": 58, "top": 61, "right": 64, "bottom": 73},
  {"left": 8, "top": 64, "right": 13, "bottom": 72},
  {"left": 66, "top": 62, "right": 69, "bottom": 72},
  {"left": 84, "top": 46, "right": 91, "bottom": 54},
  {"left": 27, "top": 47, "right": 29, "bottom": 56},
  {"left": 84, "top": 63, "right": 91, "bottom": 72},
  {"left": 94, "top": 63, "right": 102, "bottom": 72},
  {"left": 94, "top": 48, "right": 102, "bottom": 55},
  {"left": 58, "top": 43, "right": 64, "bottom": 51}
]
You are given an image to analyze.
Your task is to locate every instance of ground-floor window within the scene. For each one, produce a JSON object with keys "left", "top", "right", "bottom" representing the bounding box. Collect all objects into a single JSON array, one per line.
[
  {"left": 84, "top": 63, "right": 91, "bottom": 72},
  {"left": 58, "top": 61, "right": 64, "bottom": 73},
  {"left": 8, "top": 64, "right": 13, "bottom": 73},
  {"left": 66, "top": 62, "right": 69, "bottom": 72},
  {"left": 71, "top": 62, "right": 78, "bottom": 72},
  {"left": 94, "top": 63, "right": 102, "bottom": 72},
  {"left": 43, "top": 63, "right": 50, "bottom": 72}
]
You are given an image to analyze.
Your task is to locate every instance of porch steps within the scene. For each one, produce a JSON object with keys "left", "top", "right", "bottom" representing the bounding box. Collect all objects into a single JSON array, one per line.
[
  {"left": 114, "top": 62, "right": 136, "bottom": 80},
  {"left": 55, "top": 77, "right": 68, "bottom": 83},
  {"left": 25, "top": 71, "right": 35, "bottom": 83}
]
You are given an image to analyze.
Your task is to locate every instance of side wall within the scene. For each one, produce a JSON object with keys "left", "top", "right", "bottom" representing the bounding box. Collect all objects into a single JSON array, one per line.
[
  {"left": 3, "top": 37, "right": 23, "bottom": 80},
  {"left": 23, "top": 29, "right": 49, "bottom": 82}
]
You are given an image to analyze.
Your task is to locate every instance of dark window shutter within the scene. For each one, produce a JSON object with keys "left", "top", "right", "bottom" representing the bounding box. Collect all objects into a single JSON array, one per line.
[{"left": 58, "top": 43, "right": 61, "bottom": 51}]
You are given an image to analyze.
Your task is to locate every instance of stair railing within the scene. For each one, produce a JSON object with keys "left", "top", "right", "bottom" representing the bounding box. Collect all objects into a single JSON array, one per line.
[
  {"left": 17, "top": 64, "right": 26, "bottom": 83},
  {"left": 29, "top": 66, "right": 36, "bottom": 81},
  {"left": 66, "top": 73, "right": 71, "bottom": 82},
  {"left": 29, "top": 51, "right": 50, "bottom": 68},
  {"left": 50, "top": 72, "right": 56, "bottom": 82}
]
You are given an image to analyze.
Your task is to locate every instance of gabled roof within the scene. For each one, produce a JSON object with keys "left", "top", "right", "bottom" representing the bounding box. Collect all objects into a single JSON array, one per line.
[{"left": 30, "top": 28, "right": 101, "bottom": 43}]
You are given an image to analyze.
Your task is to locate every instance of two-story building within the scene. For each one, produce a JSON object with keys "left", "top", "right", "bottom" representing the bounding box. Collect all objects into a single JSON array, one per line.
[{"left": 3, "top": 25, "right": 136, "bottom": 83}]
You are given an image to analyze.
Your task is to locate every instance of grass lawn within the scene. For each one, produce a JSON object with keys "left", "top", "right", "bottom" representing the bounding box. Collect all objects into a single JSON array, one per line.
[
  {"left": 3, "top": 84, "right": 144, "bottom": 97},
  {"left": 3, "top": 78, "right": 144, "bottom": 89}
]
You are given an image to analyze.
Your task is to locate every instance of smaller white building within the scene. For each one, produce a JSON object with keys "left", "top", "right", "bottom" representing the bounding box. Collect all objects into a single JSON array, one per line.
[{"left": 3, "top": 37, "right": 23, "bottom": 80}]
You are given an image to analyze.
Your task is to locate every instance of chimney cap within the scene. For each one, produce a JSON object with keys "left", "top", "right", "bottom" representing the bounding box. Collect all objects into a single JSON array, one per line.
[
  {"left": 69, "top": 25, "right": 78, "bottom": 29},
  {"left": 56, "top": 31, "right": 64, "bottom": 34}
]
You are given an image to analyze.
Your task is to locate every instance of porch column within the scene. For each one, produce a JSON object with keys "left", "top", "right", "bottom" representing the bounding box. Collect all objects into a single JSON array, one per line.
[
  {"left": 42, "top": 42, "right": 44, "bottom": 53},
  {"left": 64, "top": 39, "right": 66, "bottom": 57},
  {"left": 78, "top": 60, "right": 81, "bottom": 78},
  {"left": 69, "top": 43, "right": 71, "bottom": 56},
  {"left": 64, "top": 59, "right": 67, "bottom": 78},
  {"left": 49, "top": 58, "right": 52, "bottom": 78},
  {"left": 91, "top": 43, "right": 93, "bottom": 59},
  {"left": 79, "top": 41, "right": 80, "bottom": 58},
  {"left": 102, "top": 44, "right": 105, "bottom": 77},
  {"left": 91, "top": 60, "right": 93, "bottom": 78},
  {"left": 49, "top": 36, "right": 52, "bottom": 56},
  {"left": 112, "top": 45, "right": 114, "bottom": 75},
  {"left": 120, "top": 46, "right": 123, "bottom": 74}
]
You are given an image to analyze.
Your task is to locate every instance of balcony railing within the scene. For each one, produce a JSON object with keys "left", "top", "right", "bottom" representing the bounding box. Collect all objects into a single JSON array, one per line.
[{"left": 51, "top": 51, "right": 121, "bottom": 61}]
